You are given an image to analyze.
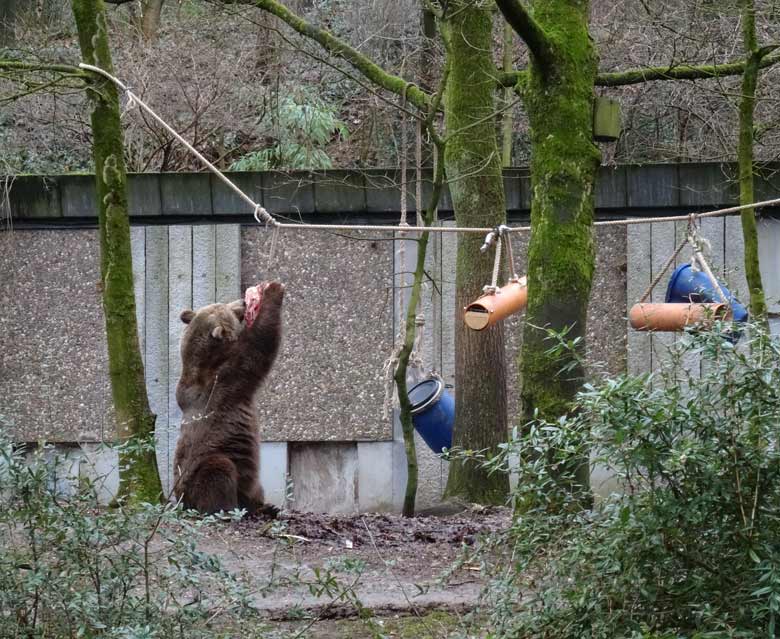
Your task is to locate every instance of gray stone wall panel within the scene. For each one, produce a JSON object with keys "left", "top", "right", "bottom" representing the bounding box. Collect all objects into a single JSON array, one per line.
[
  {"left": 241, "top": 226, "right": 394, "bottom": 442},
  {"left": 0, "top": 229, "right": 111, "bottom": 442}
]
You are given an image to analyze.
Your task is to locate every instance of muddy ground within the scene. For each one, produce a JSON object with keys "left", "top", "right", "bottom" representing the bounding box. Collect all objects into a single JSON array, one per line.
[{"left": 198, "top": 506, "right": 511, "bottom": 636}]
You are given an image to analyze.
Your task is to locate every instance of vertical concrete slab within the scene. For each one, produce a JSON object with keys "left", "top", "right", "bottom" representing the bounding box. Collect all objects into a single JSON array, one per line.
[
  {"left": 700, "top": 216, "right": 726, "bottom": 278},
  {"left": 260, "top": 442, "right": 288, "bottom": 509},
  {"left": 79, "top": 443, "right": 120, "bottom": 506},
  {"left": 390, "top": 429, "right": 446, "bottom": 512},
  {"left": 699, "top": 216, "right": 725, "bottom": 376},
  {"left": 626, "top": 224, "right": 652, "bottom": 376},
  {"left": 757, "top": 217, "right": 780, "bottom": 313},
  {"left": 131, "top": 227, "right": 146, "bottom": 357},
  {"left": 216, "top": 224, "right": 241, "bottom": 302},
  {"left": 724, "top": 216, "right": 749, "bottom": 301},
  {"left": 167, "top": 226, "right": 193, "bottom": 495},
  {"left": 431, "top": 222, "right": 444, "bottom": 373},
  {"left": 675, "top": 220, "right": 700, "bottom": 381},
  {"left": 144, "top": 226, "right": 170, "bottom": 492},
  {"left": 42, "top": 445, "right": 82, "bottom": 498},
  {"left": 440, "top": 221, "right": 457, "bottom": 389},
  {"left": 413, "top": 432, "right": 446, "bottom": 509},
  {"left": 192, "top": 225, "right": 216, "bottom": 309},
  {"left": 650, "top": 222, "right": 676, "bottom": 379},
  {"left": 391, "top": 216, "right": 449, "bottom": 511},
  {"left": 289, "top": 443, "right": 358, "bottom": 514},
  {"left": 357, "top": 441, "right": 395, "bottom": 511}
]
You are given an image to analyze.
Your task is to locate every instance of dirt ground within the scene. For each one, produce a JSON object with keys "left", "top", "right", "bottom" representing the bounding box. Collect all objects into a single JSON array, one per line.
[{"left": 198, "top": 506, "right": 510, "bottom": 635}]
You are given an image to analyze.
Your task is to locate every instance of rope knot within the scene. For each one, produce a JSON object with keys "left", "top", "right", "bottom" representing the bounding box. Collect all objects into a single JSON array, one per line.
[{"left": 254, "top": 204, "right": 277, "bottom": 227}]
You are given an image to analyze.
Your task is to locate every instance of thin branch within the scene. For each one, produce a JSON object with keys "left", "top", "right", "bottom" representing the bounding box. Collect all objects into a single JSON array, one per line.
[
  {"left": 0, "top": 60, "right": 88, "bottom": 79},
  {"left": 494, "top": 0, "right": 555, "bottom": 72},
  {"left": 596, "top": 52, "right": 780, "bottom": 86},
  {"left": 220, "top": 0, "right": 432, "bottom": 110},
  {"left": 498, "top": 51, "right": 780, "bottom": 88}
]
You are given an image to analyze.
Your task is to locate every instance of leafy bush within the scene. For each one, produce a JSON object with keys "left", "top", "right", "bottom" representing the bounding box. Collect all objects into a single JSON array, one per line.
[
  {"left": 480, "top": 325, "right": 780, "bottom": 638},
  {"left": 0, "top": 434, "right": 265, "bottom": 639},
  {"left": 230, "top": 88, "right": 347, "bottom": 171}
]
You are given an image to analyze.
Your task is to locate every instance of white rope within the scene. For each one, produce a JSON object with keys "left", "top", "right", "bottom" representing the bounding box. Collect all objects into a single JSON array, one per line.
[
  {"left": 487, "top": 235, "right": 502, "bottom": 293},
  {"left": 688, "top": 227, "right": 728, "bottom": 304},
  {"left": 80, "top": 62, "right": 780, "bottom": 236},
  {"left": 382, "top": 94, "right": 414, "bottom": 421}
]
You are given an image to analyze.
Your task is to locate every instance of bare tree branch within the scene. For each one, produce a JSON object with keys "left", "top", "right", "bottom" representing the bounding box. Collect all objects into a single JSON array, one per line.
[
  {"left": 494, "top": 0, "right": 555, "bottom": 72},
  {"left": 595, "top": 52, "right": 780, "bottom": 86},
  {"left": 497, "top": 51, "right": 780, "bottom": 88},
  {"left": 0, "top": 59, "right": 88, "bottom": 78},
  {"left": 220, "top": 0, "right": 432, "bottom": 110}
]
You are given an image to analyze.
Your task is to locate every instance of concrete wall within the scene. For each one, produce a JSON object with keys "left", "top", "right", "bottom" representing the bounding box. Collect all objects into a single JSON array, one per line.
[{"left": 3, "top": 165, "right": 780, "bottom": 511}]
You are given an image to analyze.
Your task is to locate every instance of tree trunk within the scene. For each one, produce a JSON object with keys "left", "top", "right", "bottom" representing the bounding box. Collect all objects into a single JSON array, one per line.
[
  {"left": 441, "top": 2, "right": 510, "bottom": 505},
  {"left": 501, "top": 20, "right": 514, "bottom": 167},
  {"left": 0, "top": 0, "right": 18, "bottom": 47},
  {"left": 738, "top": 0, "right": 768, "bottom": 325},
  {"left": 141, "top": 0, "right": 164, "bottom": 41},
  {"left": 72, "top": 0, "right": 162, "bottom": 503},
  {"left": 519, "top": 0, "right": 600, "bottom": 494}
]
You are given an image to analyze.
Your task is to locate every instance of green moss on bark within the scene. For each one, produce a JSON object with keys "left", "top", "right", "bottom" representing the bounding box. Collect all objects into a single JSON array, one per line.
[
  {"left": 518, "top": 0, "right": 600, "bottom": 494},
  {"left": 738, "top": 0, "right": 769, "bottom": 325},
  {"left": 441, "top": 2, "right": 509, "bottom": 505},
  {"left": 72, "top": 0, "right": 162, "bottom": 503}
]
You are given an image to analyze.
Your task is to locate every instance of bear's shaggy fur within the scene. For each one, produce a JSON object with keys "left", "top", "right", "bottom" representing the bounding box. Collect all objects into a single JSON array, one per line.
[{"left": 172, "top": 282, "right": 284, "bottom": 515}]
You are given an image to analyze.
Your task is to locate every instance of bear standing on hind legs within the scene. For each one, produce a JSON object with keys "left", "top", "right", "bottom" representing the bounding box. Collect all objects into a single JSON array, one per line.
[{"left": 173, "top": 281, "right": 284, "bottom": 516}]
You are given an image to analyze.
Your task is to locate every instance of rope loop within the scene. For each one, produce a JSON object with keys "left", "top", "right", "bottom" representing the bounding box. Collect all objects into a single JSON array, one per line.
[{"left": 253, "top": 204, "right": 277, "bottom": 227}]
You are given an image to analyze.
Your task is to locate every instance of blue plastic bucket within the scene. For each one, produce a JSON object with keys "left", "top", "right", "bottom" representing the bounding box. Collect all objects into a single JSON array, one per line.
[
  {"left": 408, "top": 378, "right": 454, "bottom": 454},
  {"left": 665, "top": 264, "right": 749, "bottom": 323}
]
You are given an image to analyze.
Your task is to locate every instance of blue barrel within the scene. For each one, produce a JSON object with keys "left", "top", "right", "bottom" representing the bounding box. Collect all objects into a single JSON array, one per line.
[
  {"left": 665, "top": 264, "right": 749, "bottom": 323},
  {"left": 408, "top": 378, "right": 454, "bottom": 454}
]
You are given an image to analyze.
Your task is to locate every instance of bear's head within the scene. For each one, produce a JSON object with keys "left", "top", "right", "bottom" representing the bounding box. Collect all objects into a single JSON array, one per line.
[{"left": 179, "top": 300, "right": 245, "bottom": 369}]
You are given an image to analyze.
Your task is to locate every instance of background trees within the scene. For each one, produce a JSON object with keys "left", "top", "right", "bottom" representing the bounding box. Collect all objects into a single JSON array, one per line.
[{"left": 2, "top": 0, "right": 778, "bottom": 505}]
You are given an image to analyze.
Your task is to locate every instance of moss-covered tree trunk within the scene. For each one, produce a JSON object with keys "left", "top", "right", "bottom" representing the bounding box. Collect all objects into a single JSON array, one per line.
[
  {"left": 72, "top": 0, "right": 162, "bottom": 503},
  {"left": 441, "top": 2, "right": 510, "bottom": 505},
  {"left": 499, "top": 0, "right": 600, "bottom": 495},
  {"left": 738, "top": 0, "right": 768, "bottom": 325}
]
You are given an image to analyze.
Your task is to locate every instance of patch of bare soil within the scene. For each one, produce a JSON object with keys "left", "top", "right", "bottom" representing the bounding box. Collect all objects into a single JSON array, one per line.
[{"left": 197, "top": 507, "right": 510, "bottom": 621}]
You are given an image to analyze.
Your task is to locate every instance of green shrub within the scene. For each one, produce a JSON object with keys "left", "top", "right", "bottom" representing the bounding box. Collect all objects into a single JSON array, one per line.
[
  {"left": 0, "top": 435, "right": 264, "bottom": 639},
  {"left": 480, "top": 325, "right": 780, "bottom": 638},
  {"left": 230, "top": 87, "right": 347, "bottom": 171}
]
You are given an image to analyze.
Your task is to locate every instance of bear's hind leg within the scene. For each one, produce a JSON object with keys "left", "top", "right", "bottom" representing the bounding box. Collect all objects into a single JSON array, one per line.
[
  {"left": 238, "top": 482, "right": 279, "bottom": 518},
  {"left": 187, "top": 456, "right": 239, "bottom": 514}
]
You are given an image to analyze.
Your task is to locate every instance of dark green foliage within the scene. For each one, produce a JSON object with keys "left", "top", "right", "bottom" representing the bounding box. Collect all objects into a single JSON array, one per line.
[{"left": 479, "top": 326, "right": 780, "bottom": 638}]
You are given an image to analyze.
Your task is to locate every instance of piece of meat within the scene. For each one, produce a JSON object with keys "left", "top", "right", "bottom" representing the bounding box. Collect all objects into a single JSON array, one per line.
[{"left": 244, "top": 283, "right": 264, "bottom": 328}]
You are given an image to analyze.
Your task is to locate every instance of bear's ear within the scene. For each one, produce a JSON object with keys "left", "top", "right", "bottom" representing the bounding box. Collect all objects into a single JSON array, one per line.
[
  {"left": 180, "top": 309, "right": 195, "bottom": 324},
  {"left": 211, "top": 325, "right": 224, "bottom": 340}
]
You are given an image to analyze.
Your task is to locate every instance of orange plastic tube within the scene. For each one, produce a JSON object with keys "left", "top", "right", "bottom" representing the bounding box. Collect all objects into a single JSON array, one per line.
[
  {"left": 464, "top": 278, "right": 528, "bottom": 331},
  {"left": 629, "top": 302, "right": 731, "bottom": 332}
]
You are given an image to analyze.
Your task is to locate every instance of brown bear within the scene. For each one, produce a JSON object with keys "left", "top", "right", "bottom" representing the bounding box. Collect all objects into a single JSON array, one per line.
[{"left": 172, "top": 281, "right": 284, "bottom": 516}]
